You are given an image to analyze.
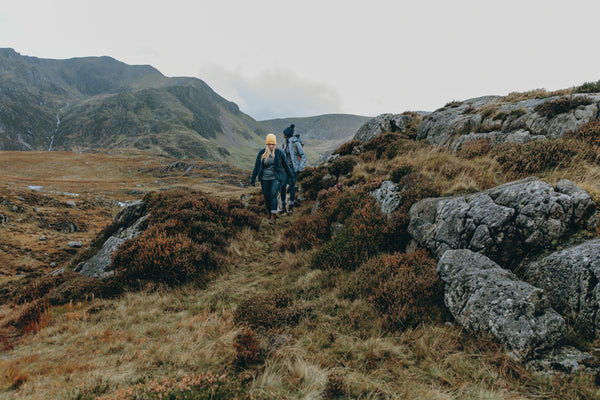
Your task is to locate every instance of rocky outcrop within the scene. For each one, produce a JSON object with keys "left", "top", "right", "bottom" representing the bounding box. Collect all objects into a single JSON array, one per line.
[
  {"left": 417, "top": 94, "right": 600, "bottom": 151},
  {"left": 408, "top": 177, "right": 597, "bottom": 266},
  {"left": 369, "top": 180, "right": 401, "bottom": 219},
  {"left": 438, "top": 249, "right": 566, "bottom": 360},
  {"left": 353, "top": 113, "right": 414, "bottom": 143},
  {"left": 525, "top": 239, "right": 600, "bottom": 338},
  {"left": 75, "top": 200, "right": 148, "bottom": 278}
]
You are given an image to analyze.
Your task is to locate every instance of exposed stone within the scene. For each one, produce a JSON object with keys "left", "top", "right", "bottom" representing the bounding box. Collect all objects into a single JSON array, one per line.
[
  {"left": 408, "top": 177, "right": 597, "bottom": 266},
  {"left": 438, "top": 249, "right": 566, "bottom": 360},
  {"left": 417, "top": 94, "right": 600, "bottom": 151},
  {"left": 353, "top": 113, "right": 414, "bottom": 143},
  {"left": 320, "top": 174, "right": 337, "bottom": 189},
  {"left": 370, "top": 180, "right": 401, "bottom": 219},
  {"left": 525, "top": 239, "right": 600, "bottom": 338},
  {"left": 76, "top": 201, "right": 149, "bottom": 279},
  {"left": 526, "top": 345, "right": 595, "bottom": 374}
]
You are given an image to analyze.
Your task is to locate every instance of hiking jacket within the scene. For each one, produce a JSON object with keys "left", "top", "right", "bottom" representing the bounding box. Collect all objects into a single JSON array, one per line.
[
  {"left": 251, "top": 148, "right": 293, "bottom": 184},
  {"left": 282, "top": 136, "right": 307, "bottom": 173}
]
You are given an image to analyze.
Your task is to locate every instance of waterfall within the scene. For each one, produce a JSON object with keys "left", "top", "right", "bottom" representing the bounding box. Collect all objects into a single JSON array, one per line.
[{"left": 49, "top": 104, "right": 68, "bottom": 151}]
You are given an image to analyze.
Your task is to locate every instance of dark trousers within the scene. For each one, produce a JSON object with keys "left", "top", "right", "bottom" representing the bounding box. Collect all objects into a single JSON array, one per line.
[
  {"left": 261, "top": 179, "right": 281, "bottom": 214},
  {"left": 280, "top": 170, "right": 297, "bottom": 205}
]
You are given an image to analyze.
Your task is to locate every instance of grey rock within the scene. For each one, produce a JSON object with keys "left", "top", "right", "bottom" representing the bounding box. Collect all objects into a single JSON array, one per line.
[
  {"left": 408, "top": 177, "right": 596, "bottom": 266},
  {"left": 438, "top": 249, "right": 566, "bottom": 360},
  {"left": 330, "top": 222, "right": 345, "bottom": 237},
  {"left": 67, "top": 241, "right": 83, "bottom": 248},
  {"left": 526, "top": 345, "right": 595, "bottom": 374},
  {"left": 370, "top": 180, "right": 401, "bottom": 219},
  {"left": 353, "top": 113, "right": 414, "bottom": 143},
  {"left": 76, "top": 201, "right": 149, "bottom": 279},
  {"left": 50, "top": 267, "right": 65, "bottom": 276},
  {"left": 76, "top": 237, "right": 125, "bottom": 278},
  {"left": 320, "top": 174, "right": 337, "bottom": 189},
  {"left": 525, "top": 239, "right": 600, "bottom": 338},
  {"left": 417, "top": 94, "right": 600, "bottom": 151}
]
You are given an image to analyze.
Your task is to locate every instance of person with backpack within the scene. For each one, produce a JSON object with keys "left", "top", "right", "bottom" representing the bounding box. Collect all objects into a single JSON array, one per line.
[
  {"left": 251, "top": 133, "right": 294, "bottom": 224},
  {"left": 280, "top": 126, "right": 306, "bottom": 215}
]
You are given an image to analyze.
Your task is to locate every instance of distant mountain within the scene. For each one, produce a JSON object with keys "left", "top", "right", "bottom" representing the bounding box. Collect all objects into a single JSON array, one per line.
[
  {"left": 261, "top": 114, "right": 372, "bottom": 163},
  {"left": 0, "top": 48, "right": 268, "bottom": 169}
]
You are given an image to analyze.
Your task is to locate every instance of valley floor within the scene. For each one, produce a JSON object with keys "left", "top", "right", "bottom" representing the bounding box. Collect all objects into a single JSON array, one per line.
[{"left": 1, "top": 150, "right": 600, "bottom": 399}]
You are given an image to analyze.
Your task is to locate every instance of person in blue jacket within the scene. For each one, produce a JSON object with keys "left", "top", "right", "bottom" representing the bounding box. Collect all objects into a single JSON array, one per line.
[
  {"left": 280, "top": 127, "right": 306, "bottom": 214},
  {"left": 251, "top": 133, "right": 293, "bottom": 224}
]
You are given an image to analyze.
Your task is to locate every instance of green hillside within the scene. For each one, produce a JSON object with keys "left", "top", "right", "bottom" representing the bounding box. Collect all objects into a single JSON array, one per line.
[{"left": 0, "top": 48, "right": 268, "bottom": 169}]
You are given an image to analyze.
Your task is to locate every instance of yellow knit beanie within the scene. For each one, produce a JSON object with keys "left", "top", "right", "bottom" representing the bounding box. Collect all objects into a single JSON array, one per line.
[{"left": 266, "top": 133, "right": 277, "bottom": 145}]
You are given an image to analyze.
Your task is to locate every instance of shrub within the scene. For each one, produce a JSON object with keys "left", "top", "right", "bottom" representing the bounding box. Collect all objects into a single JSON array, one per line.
[
  {"left": 575, "top": 80, "right": 600, "bottom": 94},
  {"left": 565, "top": 120, "right": 600, "bottom": 147},
  {"left": 298, "top": 167, "right": 328, "bottom": 201},
  {"left": 234, "top": 291, "right": 305, "bottom": 330},
  {"left": 325, "top": 371, "right": 348, "bottom": 399},
  {"left": 3, "top": 271, "right": 102, "bottom": 307},
  {"left": 108, "top": 188, "right": 261, "bottom": 289},
  {"left": 98, "top": 372, "right": 248, "bottom": 400},
  {"left": 111, "top": 226, "right": 222, "bottom": 288},
  {"left": 277, "top": 212, "right": 330, "bottom": 252},
  {"left": 534, "top": 96, "right": 593, "bottom": 119},
  {"left": 328, "top": 155, "right": 357, "bottom": 177},
  {"left": 443, "top": 100, "right": 462, "bottom": 109},
  {"left": 492, "top": 111, "right": 509, "bottom": 121},
  {"left": 509, "top": 108, "right": 528, "bottom": 119},
  {"left": 234, "top": 328, "right": 263, "bottom": 367},
  {"left": 342, "top": 250, "right": 446, "bottom": 330},
  {"left": 389, "top": 165, "right": 413, "bottom": 183},
  {"left": 333, "top": 139, "right": 360, "bottom": 156},
  {"left": 311, "top": 203, "right": 387, "bottom": 271},
  {"left": 457, "top": 138, "right": 492, "bottom": 159},
  {"left": 359, "top": 132, "right": 404, "bottom": 162},
  {"left": 8, "top": 299, "right": 51, "bottom": 335},
  {"left": 492, "top": 138, "right": 594, "bottom": 178}
]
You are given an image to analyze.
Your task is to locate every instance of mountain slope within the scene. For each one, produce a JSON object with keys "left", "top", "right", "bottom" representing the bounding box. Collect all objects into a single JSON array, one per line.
[
  {"left": 260, "top": 114, "right": 372, "bottom": 163},
  {"left": 0, "top": 48, "right": 268, "bottom": 169}
]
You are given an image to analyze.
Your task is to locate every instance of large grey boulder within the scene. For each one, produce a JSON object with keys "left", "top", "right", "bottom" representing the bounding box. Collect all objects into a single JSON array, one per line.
[
  {"left": 353, "top": 113, "right": 413, "bottom": 143},
  {"left": 525, "top": 239, "right": 600, "bottom": 338},
  {"left": 408, "top": 177, "right": 597, "bottom": 266},
  {"left": 438, "top": 249, "right": 566, "bottom": 360},
  {"left": 417, "top": 94, "right": 600, "bottom": 151},
  {"left": 76, "top": 200, "right": 149, "bottom": 278}
]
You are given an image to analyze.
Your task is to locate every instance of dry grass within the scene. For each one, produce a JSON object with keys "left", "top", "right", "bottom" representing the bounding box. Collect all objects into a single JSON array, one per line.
[
  {"left": 1, "top": 142, "right": 600, "bottom": 399},
  {"left": 502, "top": 88, "right": 573, "bottom": 103},
  {"left": 0, "top": 150, "right": 255, "bottom": 283}
]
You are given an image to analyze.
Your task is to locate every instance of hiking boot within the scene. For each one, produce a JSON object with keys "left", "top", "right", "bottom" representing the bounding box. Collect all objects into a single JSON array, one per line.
[
  {"left": 268, "top": 213, "right": 277, "bottom": 224},
  {"left": 286, "top": 206, "right": 293, "bottom": 215},
  {"left": 279, "top": 203, "right": 286, "bottom": 215}
]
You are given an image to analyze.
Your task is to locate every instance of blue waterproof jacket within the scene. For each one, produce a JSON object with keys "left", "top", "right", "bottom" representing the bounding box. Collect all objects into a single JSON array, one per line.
[
  {"left": 282, "top": 136, "right": 307, "bottom": 172},
  {"left": 251, "top": 148, "right": 293, "bottom": 184}
]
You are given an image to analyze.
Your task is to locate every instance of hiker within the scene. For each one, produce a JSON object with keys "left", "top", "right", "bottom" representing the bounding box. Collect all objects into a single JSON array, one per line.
[
  {"left": 250, "top": 133, "right": 293, "bottom": 224},
  {"left": 280, "top": 126, "right": 306, "bottom": 215},
  {"left": 283, "top": 124, "right": 295, "bottom": 139}
]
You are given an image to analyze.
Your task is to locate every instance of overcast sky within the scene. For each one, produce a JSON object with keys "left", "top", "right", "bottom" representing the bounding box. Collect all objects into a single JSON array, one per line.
[{"left": 1, "top": 0, "right": 599, "bottom": 120}]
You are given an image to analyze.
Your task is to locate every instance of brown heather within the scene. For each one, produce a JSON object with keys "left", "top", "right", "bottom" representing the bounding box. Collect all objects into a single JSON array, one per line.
[{"left": 1, "top": 127, "right": 600, "bottom": 398}]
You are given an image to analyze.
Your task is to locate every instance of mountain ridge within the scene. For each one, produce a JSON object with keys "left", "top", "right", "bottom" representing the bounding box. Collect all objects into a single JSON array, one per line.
[{"left": 0, "top": 48, "right": 269, "bottom": 169}]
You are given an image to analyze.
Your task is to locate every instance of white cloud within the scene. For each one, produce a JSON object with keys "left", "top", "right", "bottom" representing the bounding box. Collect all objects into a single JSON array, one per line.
[
  {"left": 200, "top": 64, "right": 343, "bottom": 120},
  {"left": 2, "top": 0, "right": 600, "bottom": 119}
]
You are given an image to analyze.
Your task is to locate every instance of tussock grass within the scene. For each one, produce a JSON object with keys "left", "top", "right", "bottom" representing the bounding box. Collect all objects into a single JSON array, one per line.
[
  {"left": 2, "top": 130, "right": 600, "bottom": 399},
  {"left": 503, "top": 88, "right": 573, "bottom": 102}
]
